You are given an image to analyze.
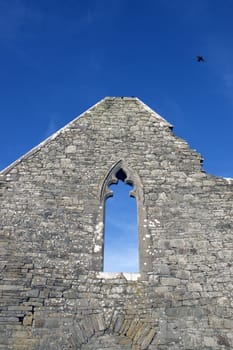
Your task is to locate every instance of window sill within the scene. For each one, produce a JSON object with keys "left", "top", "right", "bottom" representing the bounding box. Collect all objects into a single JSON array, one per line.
[{"left": 97, "top": 272, "right": 140, "bottom": 281}]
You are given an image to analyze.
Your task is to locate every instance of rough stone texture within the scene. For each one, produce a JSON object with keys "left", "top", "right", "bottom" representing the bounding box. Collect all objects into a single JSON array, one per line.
[{"left": 0, "top": 97, "right": 233, "bottom": 349}]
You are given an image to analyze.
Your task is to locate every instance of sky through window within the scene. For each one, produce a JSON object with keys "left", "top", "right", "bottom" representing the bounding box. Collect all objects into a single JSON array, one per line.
[{"left": 103, "top": 180, "right": 138, "bottom": 273}]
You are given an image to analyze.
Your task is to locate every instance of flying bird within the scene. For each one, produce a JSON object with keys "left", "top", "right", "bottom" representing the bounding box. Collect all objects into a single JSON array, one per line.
[{"left": 196, "top": 56, "right": 205, "bottom": 62}]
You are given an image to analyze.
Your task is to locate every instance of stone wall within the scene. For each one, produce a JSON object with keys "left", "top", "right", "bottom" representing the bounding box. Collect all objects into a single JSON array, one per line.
[{"left": 0, "top": 97, "right": 233, "bottom": 349}]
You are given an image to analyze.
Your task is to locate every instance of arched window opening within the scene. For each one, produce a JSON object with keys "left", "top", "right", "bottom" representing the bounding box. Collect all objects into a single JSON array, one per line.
[{"left": 103, "top": 169, "right": 139, "bottom": 272}]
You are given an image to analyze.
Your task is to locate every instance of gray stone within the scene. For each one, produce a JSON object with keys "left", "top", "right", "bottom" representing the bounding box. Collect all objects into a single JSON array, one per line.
[{"left": 0, "top": 97, "right": 232, "bottom": 349}]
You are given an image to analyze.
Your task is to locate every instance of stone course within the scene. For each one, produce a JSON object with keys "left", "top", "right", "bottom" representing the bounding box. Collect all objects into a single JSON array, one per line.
[{"left": 0, "top": 97, "right": 233, "bottom": 349}]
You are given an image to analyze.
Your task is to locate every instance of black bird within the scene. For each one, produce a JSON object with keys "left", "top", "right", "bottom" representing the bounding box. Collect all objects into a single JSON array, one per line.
[{"left": 196, "top": 55, "right": 205, "bottom": 62}]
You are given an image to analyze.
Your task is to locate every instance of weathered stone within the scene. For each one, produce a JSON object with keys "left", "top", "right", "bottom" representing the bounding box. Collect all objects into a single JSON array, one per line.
[
  {"left": 140, "top": 328, "right": 157, "bottom": 350},
  {"left": 113, "top": 314, "right": 125, "bottom": 333},
  {"left": 187, "top": 282, "right": 202, "bottom": 292},
  {"left": 203, "top": 336, "right": 217, "bottom": 347},
  {"left": 0, "top": 97, "right": 232, "bottom": 349},
  {"left": 160, "top": 277, "right": 180, "bottom": 286},
  {"left": 23, "top": 313, "right": 33, "bottom": 326}
]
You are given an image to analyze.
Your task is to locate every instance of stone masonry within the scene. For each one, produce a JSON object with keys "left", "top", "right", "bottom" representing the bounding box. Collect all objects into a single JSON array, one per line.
[{"left": 0, "top": 97, "right": 233, "bottom": 349}]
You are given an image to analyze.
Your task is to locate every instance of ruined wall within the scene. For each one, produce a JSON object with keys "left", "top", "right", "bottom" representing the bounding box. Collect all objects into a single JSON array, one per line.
[{"left": 0, "top": 97, "right": 233, "bottom": 349}]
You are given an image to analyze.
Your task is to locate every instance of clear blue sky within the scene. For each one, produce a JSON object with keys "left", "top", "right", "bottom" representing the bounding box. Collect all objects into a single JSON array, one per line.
[
  {"left": 1, "top": 0, "right": 233, "bottom": 272},
  {"left": 0, "top": 0, "right": 233, "bottom": 177}
]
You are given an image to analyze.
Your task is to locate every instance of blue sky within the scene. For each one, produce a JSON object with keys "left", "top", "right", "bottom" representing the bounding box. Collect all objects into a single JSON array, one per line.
[
  {"left": 104, "top": 182, "right": 138, "bottom": 272},
  {"left": 1, "top": 0, "right": 233, "bottom": 272},
  {"left": 0, "top": 0, "right": 233, "bottom": 177}
]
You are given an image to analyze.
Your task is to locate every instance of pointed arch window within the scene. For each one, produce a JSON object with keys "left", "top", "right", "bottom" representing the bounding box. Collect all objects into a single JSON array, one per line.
[
  {"left": 93, "top": 160, "right": 152, "bottom": 276},
  {"left": 103, "top": 168, "right": 138, "bottom": 272}
]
